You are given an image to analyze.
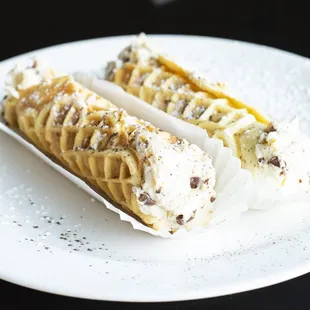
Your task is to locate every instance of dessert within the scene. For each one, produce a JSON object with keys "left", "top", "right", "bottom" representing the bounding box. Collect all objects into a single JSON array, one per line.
[{"left": 2, "top": 60, "right": 217, "bottom": 233}]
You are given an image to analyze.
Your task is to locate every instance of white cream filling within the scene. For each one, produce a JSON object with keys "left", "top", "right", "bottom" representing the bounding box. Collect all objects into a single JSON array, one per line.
[
  {"left": 5, "top": 58, "right": 57, "bottom": 98},
  {"left": 130, "top": 33, "right": 159, "bottom": 66},
  {"left": 115, "top": 33, "right": 159, "bottom": 68},
  {"left": 132, "top": 130, "right": 216, "bottom": 229},
  {"left": 254, "top": 119, "right": 310, "bottom": 195}
]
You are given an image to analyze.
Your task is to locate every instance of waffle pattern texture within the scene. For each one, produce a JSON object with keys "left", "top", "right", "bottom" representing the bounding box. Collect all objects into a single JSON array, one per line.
[{"left": 106, "top": 36, "right": 271, "bottom": 162}]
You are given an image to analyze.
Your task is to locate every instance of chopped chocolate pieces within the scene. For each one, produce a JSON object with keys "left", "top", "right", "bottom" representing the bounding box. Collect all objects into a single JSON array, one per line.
[
  {"left": 138, "top": 193, "right": 156, "bottom": 206},
  {"left": 258, "top": 157, "right": 265, "bottom": 164},
  {"left": 105, "top": 61, "right": 116, "bottom": 81},
  {"left": 176, "top": 215, "right": 184, "bottom": 225},
  {"left": 203, "top": 179, "right": 209, "bottom": 184},
  {"left": 268, "top": 156, "right": 281, "bottom": 168},
  {"left": 118, "top": 46, "right": 132, "bottom": 62},
  {"left": 265, "top": 123, "right": 276, "bottom": 134},
  {"left": 190, "top": 177, "right": 201, "bottom": 189},
  {"left": 210, "top": 197, "right": 216, "bottom": 203},
  {"left": 155, "top": 188, "right": 161, "bottom": 194}
]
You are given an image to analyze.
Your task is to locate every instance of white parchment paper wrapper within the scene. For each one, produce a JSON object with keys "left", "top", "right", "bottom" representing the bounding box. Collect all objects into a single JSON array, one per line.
[{"left": 0, "top": 75, "right": 253, "bottom": 239}]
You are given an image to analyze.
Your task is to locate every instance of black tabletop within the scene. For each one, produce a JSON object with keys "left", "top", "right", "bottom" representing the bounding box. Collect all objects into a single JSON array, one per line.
[
  {"left": 1, "top": 0, "right": 309, "bottom": 308},
  {"left": 2, "top": 274, "right": 310, "bottom": 309}
]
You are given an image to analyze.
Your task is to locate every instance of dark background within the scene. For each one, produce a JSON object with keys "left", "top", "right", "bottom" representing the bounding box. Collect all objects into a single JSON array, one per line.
[
  {"left": 1, "top": 0, "right": 310, "bottom": 60},
  {"left": 1, "top": 0, "right": 310, "bottom": 308}
]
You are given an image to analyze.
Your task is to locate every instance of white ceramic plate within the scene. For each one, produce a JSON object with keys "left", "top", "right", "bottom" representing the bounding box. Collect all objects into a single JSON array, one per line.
[{"left": 1, "top": 35, "right": 310, "bottom": 302}]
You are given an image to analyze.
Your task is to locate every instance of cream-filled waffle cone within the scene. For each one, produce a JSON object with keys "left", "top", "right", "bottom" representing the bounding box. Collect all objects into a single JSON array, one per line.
[
  {"left": 105, "top": 34, "right": 310, "bottom": 201},
  {"left": 3, "top": 61, "right": 217, "bottom": 233}
]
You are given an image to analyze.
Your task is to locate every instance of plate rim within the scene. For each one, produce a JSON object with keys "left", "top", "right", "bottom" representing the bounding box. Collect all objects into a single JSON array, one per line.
[{"left": 1, "top": 261, "right": 309, "bottom": 302}]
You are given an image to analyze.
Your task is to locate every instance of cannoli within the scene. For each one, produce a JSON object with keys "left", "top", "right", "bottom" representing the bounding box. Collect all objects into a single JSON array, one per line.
[
  {"left": 2, "top": 60, "right": 217, "bottom": 233},
  {"left": 106, "top": 34, "right": 310, "bottom": 195}
]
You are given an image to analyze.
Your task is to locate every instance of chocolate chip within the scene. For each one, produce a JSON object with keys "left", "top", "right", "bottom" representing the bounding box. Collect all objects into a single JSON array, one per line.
[
  {"left": 258, "top": 157, "right": 265, "bottom": 163},
  {"left": 209, "top": 113, "right": 223, "bottom": 123},
  {"left": 190, "top": 177, "right": 201, "bottom": 189},
  {"left": 138, "top": 193, "right": 148, "bottom": 202},
  {"left": 138, "top": 193, "right": 156, "bottom": 206},
  {"left": 299, "top": 179, "right": 303, "bottom": 183},
  {"left": 265, "top": 123, "right": 276, "bottom": 134},
  {"left": 176, "top": 215, "right": 184, "bottom": 225},
  {"left": 210, "top": 197, "right": 216, "bottom": 203},
  {"left": 105, "top": 61, "right": 116, "bottom": 81},
  {"left": 118, "top": 46, "right": 132, "bottom": 62},
  {"left": 203, "top": 179, "right": 209, "bottom": 184},
  {"left": 155, "top": 189, "right": 161, "bottom": 194},
  {"left": 268, "top": 156, "right": 281, "bottom": 168}
]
